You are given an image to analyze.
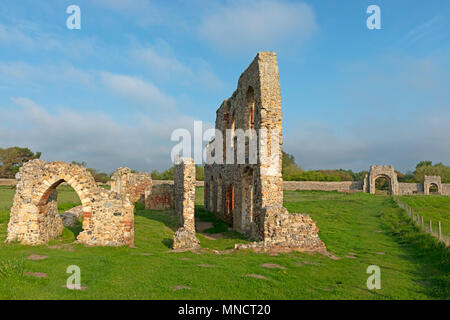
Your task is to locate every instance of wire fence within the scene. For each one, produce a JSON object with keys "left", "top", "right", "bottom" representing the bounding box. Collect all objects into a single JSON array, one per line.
[{"left": 393, "top": 196, "right": 449, "bottom": 247}]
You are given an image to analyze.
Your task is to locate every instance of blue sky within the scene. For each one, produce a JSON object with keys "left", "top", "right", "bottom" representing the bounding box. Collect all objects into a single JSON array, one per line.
[{"left": 0, "top": 0, "right": 449, "bottom": 173}]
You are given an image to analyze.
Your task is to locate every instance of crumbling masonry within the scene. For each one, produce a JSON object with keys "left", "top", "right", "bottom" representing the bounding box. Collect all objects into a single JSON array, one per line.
[
  {"left": 204, "top": 52, "right": 326, "bottom": 253},
  {"left": 172, "top": 158, "right": 200, "bottom": 250},
  {"left": 111, "top": 167, "right": 153, "bottom": 204},
  {"left": 7, "top": 160, "right": 134, "bottom": 246}
]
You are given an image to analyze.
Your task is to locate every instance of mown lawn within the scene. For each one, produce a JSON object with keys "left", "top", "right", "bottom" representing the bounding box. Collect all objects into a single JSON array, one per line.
[
  {"left": 0, "top": 186, "right": 448, "bottom": 299},
  {"left": 399, "top": 195, "right": 450, "bottom": 234}
]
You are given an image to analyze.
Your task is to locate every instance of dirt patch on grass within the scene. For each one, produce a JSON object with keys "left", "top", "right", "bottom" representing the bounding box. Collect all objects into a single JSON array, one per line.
[
  {"left": 244, "top": 274, "right": 270, "bottom": 280},
  {"left": 260, "top": 263, "right": 286, "bottom": 270},
  {"left": 196, "top": 221, "right": 214, "bottom": 232},
  {"left": 24, "top": 272, "right": 48, "bottom": 278},
  {"left": 27, "top": 254, "right": 48, "bottom": 261},
  {"left": 173, "top": 285, "right": 191, "bottom": 291}
]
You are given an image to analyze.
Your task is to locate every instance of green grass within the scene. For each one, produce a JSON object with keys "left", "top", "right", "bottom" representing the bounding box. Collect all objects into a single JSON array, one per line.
[
  {"left": 399, "top": 195, "right": 450, "bottom": 234},
  {"left": 0, "top": 187, "right": 448, "bottom": 299}
]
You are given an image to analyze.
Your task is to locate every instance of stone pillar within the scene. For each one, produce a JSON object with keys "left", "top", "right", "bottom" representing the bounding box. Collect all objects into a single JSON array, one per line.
[{"left": 172, "top": 157, "right": 200, "bottom": 250}]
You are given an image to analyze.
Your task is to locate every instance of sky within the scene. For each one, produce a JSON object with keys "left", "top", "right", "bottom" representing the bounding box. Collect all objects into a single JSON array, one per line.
[{"left": 0, "top": 0, "right": 449, "bottom": 174}]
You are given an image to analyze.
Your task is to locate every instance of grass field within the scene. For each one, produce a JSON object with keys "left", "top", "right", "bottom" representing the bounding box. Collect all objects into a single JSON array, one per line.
[
  {"left": 0, "top": 186, "right": 448, "bottom": 299},
  {"left": 399, "top": 195, "right": 450, "bottom": 235}
]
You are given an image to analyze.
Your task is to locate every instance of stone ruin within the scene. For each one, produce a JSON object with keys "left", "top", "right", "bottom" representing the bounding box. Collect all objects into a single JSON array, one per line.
[
  {"left": 204, "top": 52, "right": 326, "bottom": 253},
  {"left": 7, "top": 160, "right": 134, "bottom": 246},
  {"left": 145, "top": 183, "right": 174, "bottom": 210},
  {"left": 424, "top": 176, "right": 442, "bottom": 195},
  {"left": 111, "top": 167, "right": 153, "bottom": 204},
  {"left": 364, "top": 165, "right": 399, "bottom": 195},
  {"left": 172, "top": 158, "right": 200, "bottom": 250}
]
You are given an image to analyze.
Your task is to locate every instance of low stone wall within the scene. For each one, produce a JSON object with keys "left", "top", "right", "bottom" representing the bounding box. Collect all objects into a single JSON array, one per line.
[
  {"left": 111, "top": 167, "right": 152, "bottom": 204},
  {"left": 145, "top": 183, "right": 174, "bottom": 210},
  {"left": 172, "top": 158, "right": 200, "bottom": 250},
  {"left": 0, "top": 179, "right": 16, "bottom": 186},
  {"left": 283, "top": 181, "right": 363, "bottom": 192},
  {"left": 398, "top": 183, "right": 423, "bottom": 195},
  {"left": 443, "top": 184, "right": 450, "bottom": 196}
]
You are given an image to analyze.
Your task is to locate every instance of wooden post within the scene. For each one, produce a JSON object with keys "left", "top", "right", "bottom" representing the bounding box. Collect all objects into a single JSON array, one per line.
[
  {"left": 438, "top": 221, "right": 442, "bottom": 240},
  {"left": 421, "top": 216, "right": 424, "bottom": 228},
  {"left": 429, "top": 219, "right": 432, "bottom": 234}
]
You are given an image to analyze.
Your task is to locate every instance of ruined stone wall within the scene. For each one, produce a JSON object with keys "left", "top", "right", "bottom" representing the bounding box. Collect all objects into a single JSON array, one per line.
[
  {"left": 204, "top": 52, "right": 325, "bottom": 253},
  {"left": 7, "top": 160, "right": 134, "bottom": 246},
  {"left": 283, "top": 181, "right": 363, "bottom": 192},
  {"left": 111, "top": 167, "right": 152, "bottom": 204},
  {"left": 398, "top": 183, "right": 423, "bottom": 195},
  {"left": 172, "top": 158, "right": 200, "bottom": 250},
  {"left": 145, "top": 183, "right": 174, "bottom": 210},
  {"left": 442, "top": 184, "right": 450, "bottom": 196},
  {"left": 364, "top": 165, "right": 399, "bottom": 195}
]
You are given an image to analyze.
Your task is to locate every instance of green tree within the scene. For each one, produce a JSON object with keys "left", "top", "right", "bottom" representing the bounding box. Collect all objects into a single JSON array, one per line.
[{"left": 0, "top": 147, "right": 41, "bottom": 178}]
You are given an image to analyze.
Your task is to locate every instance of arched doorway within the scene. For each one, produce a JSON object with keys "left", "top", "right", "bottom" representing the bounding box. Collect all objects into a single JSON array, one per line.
[
  {"left": 225, "top": 184, "right": 234, "bottom": 224},
  {"left": 374, "top": 175, "right": 391, "bottom": 195},
  {"left": 429, "top": 183, "right": 439, "bottom": 194},
  {"left": 217, "top": 174, "right": 222, "bottom": 215}
]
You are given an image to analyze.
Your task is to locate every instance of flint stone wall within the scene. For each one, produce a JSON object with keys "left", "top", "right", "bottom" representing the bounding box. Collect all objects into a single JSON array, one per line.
[
  {"left": 172, "top": 158, "right": 200, "bottom": 250},
  {"left": 204, "top": 52, "right": 325, "bottom": 253},
  {"left": 111, "top": 167, "right": 152, "bottom": 204},
  {"left": 145, "top": 183, "right": 174, "bottom": 210},
  {"left": 7, "top": 160, "right": 134, "bottom": 246}
]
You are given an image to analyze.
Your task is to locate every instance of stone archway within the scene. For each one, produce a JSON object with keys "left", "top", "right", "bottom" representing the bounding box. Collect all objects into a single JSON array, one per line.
[
  {"left": 7, "top": 160, "right": 134, "bottom": 246},
  {"left": 365, "top": 165, "right": 399, "bottom": 195},
  {"left": 424, "top": 176, "right": 442, "bottom": 195}
]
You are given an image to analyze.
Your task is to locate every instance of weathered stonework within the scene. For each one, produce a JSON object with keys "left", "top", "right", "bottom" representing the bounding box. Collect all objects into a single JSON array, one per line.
[
  {"left": 145, "top": 183, "right": 174, "bottom": 210},
  {"left": 204, "top": 52, "right": 326, "bottom": 253},
  {"left": 172, "top": 158, "right": 200, "bottom": 250},
  {"left": 111, "top": 167, "right": 152, "bottom": 204},
  {"left": 7, "top": 160, "right": 134, "bottom": 246},
  {"left": 364, "top": 165, "right": 399, "bottom": 195},
  {"left": 424, "top": 176, "right": 442, "bottom": 195}
]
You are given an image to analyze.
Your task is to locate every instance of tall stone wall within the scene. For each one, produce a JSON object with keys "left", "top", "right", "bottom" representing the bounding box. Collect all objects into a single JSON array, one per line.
[
  {"left": 7, "top": 160, "right": 134, "bottom": 246},
  {"left": 111, "top": 167, "right": 152, "bottom": 204},
  {"left": 204, "top": 52, "right": 325, "bottom": 253},
  {"left": 172, "top": 158, "right": 200, "bottom": 250}
]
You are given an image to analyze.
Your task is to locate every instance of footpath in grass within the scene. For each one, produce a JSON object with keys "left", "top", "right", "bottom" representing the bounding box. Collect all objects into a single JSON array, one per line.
[{"left": 0, "top": 188, "right": 448, "bottom": 299}]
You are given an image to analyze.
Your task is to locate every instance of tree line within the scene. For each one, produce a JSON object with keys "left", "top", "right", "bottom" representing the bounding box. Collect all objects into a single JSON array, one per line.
[{"left": 1, "top": 147, "right": 449, "bottom": 183}]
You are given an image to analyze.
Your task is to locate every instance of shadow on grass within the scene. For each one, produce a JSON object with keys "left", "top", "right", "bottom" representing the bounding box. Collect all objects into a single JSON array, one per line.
[{"left": 134, "top": 202, "right": 248, "bottom": 247}]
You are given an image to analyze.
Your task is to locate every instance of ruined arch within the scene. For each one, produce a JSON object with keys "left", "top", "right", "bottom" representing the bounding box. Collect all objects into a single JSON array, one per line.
[
  {"left": 217, "top": 173, "right": 223, "bottom": 215},
  {"left": 7, "top": 160, "right": 134, "bottom": 246},
  {"left": 365, "top": 165, "right": 399, "bottom": 195},
  {"left": 424, "top": 176, "right": 442, "bottom": 195}
]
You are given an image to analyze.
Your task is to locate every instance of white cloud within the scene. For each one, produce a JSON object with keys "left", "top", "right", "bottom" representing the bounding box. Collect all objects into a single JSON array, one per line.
[
  {"left": 0, "top": 98, "right": 203, "bottom": 172},
  {"left": 99, "top": 72, "right": 176, "bottom": 111},
  {"left": 131, "top": 40, "right": 224, "bottom": 89},
  {"left": 197, "top": 0, "right": 318, "bottom": 54}
]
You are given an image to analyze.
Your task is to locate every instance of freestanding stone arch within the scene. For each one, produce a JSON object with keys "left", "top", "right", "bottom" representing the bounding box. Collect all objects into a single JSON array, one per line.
[
  {"left": 424, "top": 176, "right": 442, "bottom": 195},
  {"left": 7, "top": 160, "right": 134, "bottom": 246},
  {"left": 364, "top": 165, "right": 399, "bottom": 195}
]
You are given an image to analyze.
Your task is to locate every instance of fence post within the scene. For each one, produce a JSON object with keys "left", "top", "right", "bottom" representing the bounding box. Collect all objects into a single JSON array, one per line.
[
  {"left": 438, "top": 221, "right": 442, "bottom": 240},
  {"left": 421, "top": 216, "right": 424, "bottom": 229},
  {"left": 429, "top": 219, "right": 432, "bottom": 234}
]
